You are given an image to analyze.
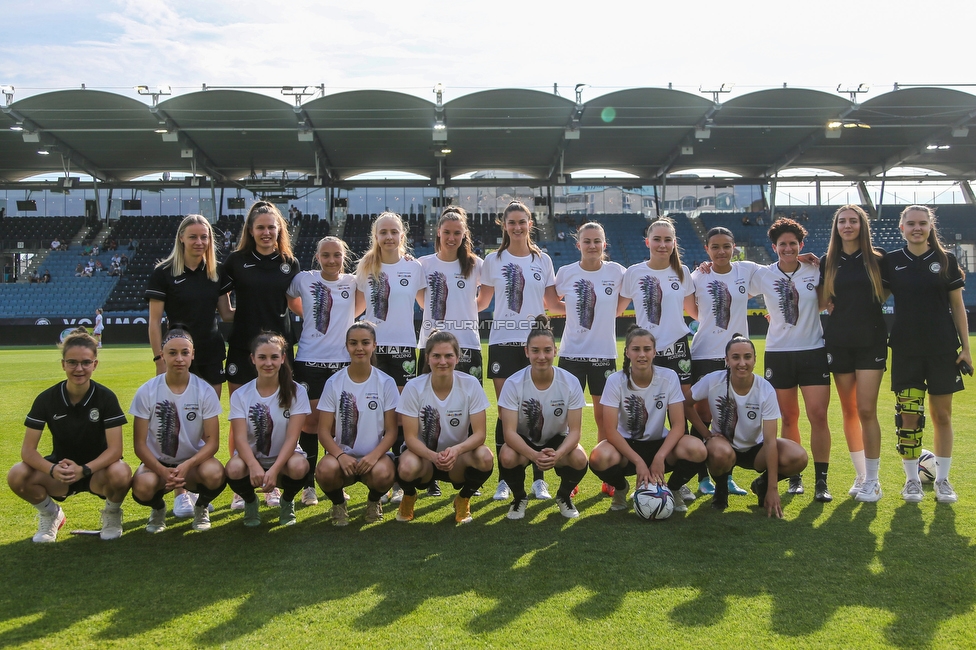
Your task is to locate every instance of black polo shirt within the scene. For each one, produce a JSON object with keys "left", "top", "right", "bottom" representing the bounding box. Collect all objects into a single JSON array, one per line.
[
  {"left": 25, "top": 380, "right": 127, "bottom": 465},
  {"left": 819, "top": 248, "right": 887, "bottom": 348},
  {"left": 222, "top": 249, "right": 300, "bottom": 351},
  {"left": 145, "top": 261, "right": 228, "bottom": 364},
  {"left": 881, "top": 247, "right": 965, "bottom": 356}
]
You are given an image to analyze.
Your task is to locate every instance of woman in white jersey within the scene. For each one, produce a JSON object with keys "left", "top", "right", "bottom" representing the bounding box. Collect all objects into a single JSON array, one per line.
[
  {"left": 316, "top": 321, "right": 399, "bottom": 526},
  {"left": 418, "top": 207, "right": 492, "bottom": 498},
  {"left": 589, "top": 326, "right": 707, "bottom": 514},
  {"left": 226, "top": 333, "right": 312, "bottom": 527},
  {"left": 749, "top": 218, "right": 833, "bottom": 501},
  {"left": 481, "top": 201, "right": 560, "bottom": 502},
  {"left": 130, "top": 329, "right": 224, "bottom": 533},
  {"left": 395, "top": 331, "right": 494, "bottom": 524},
  {"left": 550, "top": 222, "right": 626, "bottom": 497},
  {"left": 497, "top": 316, "right": 588, "bottom": 520},
  {"left": 93, "top": 308, "right": 104, "bottom": 347},
  {"left": 287, "top": 236, "right": 365, "bottom": 507},
  {"left": 684, "top": 227, "right": 759, "bottom": 497},
  {"left": 689, "top": 334, "right": 808, "bottom": 517}
]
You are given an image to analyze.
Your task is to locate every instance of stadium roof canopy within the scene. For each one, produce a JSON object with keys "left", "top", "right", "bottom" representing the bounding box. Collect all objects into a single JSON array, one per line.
[{"left": 1, "top": 86, "right": 975, "bottom": 188}]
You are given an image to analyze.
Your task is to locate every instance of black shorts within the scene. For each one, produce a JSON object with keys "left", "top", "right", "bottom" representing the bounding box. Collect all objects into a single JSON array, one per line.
[
  {"left": 621, "top": 438, "right": 676, "bottom": 475},
  {"left": 376, "top": 346, "right": 417, "bottom": 387},
  {"left": 518, "top": 433, "right": 568, "bottom": 454},
  {"left": 826, "top": 338, "right": 888, "bottom": 375},
  {"left": 294, "top": 360, "right": 349, "bottom": 400},
  {"left": 890, "top": 349, "right": 963, "bottom": 396},
  {"left": 405, "top": 466, "right": 465, "bottom": 492},
  {"left": 691, "top": 358, "right": 727, "bottom": 384},
  {"left": 487, "top": 342, "right": 529, "bottom": 380},
  {"left": 655, "top": 336, "right": 692, "bottom": 384},
  {"left": 418, "top": 347, "right": 484, "bottom": 385},
  {"left": 44, "top": 454, "right": 98, "bottom": 501},
  {"left": 763, "top": 349, "right": 830, "bottom": 389},
  {"left": 226, "top": 345, "right": 295, "bottom": 385},
  {"left": 189, "top": 360, "right": 225, "bottom": 387},
  {"left": 558, "top": 357, "right": 617, "bottom": 395},
  {"left": 733, "top": 443, "right": 764, "bottom": 471}
]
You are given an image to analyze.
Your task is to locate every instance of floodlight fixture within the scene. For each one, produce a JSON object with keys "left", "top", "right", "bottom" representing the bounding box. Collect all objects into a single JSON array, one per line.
[
  {"left": 952, "top": 127, "right": 970, "bottom": 138},
  {"left": 433, "top": 83, "right": 445, "bottom": 109},
  {"left": 1, "top": 85, "right": 13, "bottom": 105},
  {"left": 699, "top": 84, "right": 733, "bottom": 103},
  {"left": 136, "top": 85, "right": 172, "bottom": 107},
  {"left": 9, "top": 122, "right": 23, "bottom": 131},
  {"left": 926, "top": 143, "right": 951, "bottom": 151},
  {"left": 22, "top": 131, "right": 40, "bottom": 143},
  {"left": 281, "top": 86, "right": 313, "bottom": 107},
  {"left": 837, "top": 83, "right": 870, "bottom": 102}
]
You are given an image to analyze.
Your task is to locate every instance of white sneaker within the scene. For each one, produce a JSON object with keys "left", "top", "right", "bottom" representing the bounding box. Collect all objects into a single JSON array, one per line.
[
  {"left": 848, "top": 475, "right": 865, "bottom": 497},
  {"left": 672, "top": 497, "right": 688, "bottom": 513},
  {"left": 935, "top": 479, "right": 958, "bottom": 503},
  {"left": 230, "top": 493, "right": 246, "bottom": 511},
  {"left": 301, "top": 487, "right": 319, "bottom": 506},
  {"left": 854, "top": 479, "right": 882, "bottom": 502},
  {"left": 677, "top": 485, "right": 696, "bottom": 502},
  {"left": 390, "top": 487, "right": 404, "bottom": 504},
  {"left": 146, "top": 507, "right": 167, "bottom": 533},
  {"left": 507, "top": 497, "right": 529, "bottom": 520},
  {"left": 493, "top": 480, "right": 511, "bottom": 501},
  {"left": 100, "top": 507, "right": 123, "bottom": 540},
  {"left": 191, "top": 505, "right": 211, "bottom": 531},
  {"left": 531, "top": 479, "right": 552, "bottom": 500},
  {"left": 264, "top": 488, "right": 281, "bottom": 507},
  {"left": 555, "top": 495, "right": 579, "bottom": 519},
  {"left": 901, "top": 479, "right": 924, "bottom": 503},
  {"left": 610, "top": 480, "right": 629, "bottom": 511},
  {"left": 173, "top": 491, "right": 196, "bottom": 518},
  {"left": 33, "top": 506, "right": 66, "bottom": 543}
]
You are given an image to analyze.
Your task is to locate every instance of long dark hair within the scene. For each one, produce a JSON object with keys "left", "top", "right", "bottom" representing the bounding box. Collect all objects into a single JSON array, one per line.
[
  {"left": 900, "top": 205, "right": 956, "bottom": 280},
  {"left": 238, "top": 201, "right": 295, "bottom": 260},
  {"left": 621, "top": 324, "right": 655, "bottom": 390},
  {"left": 250, "top": 332, "right": 296, "bottom": 409},
  {"left": 823, "top": 205, "right": 884, "bottom": 302},
  {"left": 436, "top": 207, "right": 477, "bottom": 278}
]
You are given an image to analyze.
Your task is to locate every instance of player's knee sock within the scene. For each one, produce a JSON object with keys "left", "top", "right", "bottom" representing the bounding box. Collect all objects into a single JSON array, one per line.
[
  {"left": 712, "top": 471, "right": 731, "bottom": 499},
  {"left": 850, "top": 450, "right": 866, "bottom": 478},
  {"left": 533, "top": 465, "right": 544, "bottom": 482},
  {"left": 398, "top": 477, "right": 419, "bottom": 497},
  {"left": 554, "top": 463, "right": 588, "bottom": 500},
  {"left": 590, "top": 463, "right": 628, "bottom": 491},
  {"left": 298, "top": 432, "right": 318, "bottom": 488},
  {"left": 666, "top": 460, "right": 700, "bottom": 492},
  {"left": 865, "top": 457, "right": 880, "bottom": 482},
  {"left": 494, "top": 418, "right": 504, "bottom": 472},
  {"left": 935, "top": 456, "right": 952, "bottom": 482},
  {"left": 499, "top": 463, "right": 527, "bottom": 501},
  {"left": 367, "top": 488, "right": 385, "bottom": 503},
  {"left": 325, "top": 489, "right": 345, "bottom": 505},
  {"left": 194, "top": 480, "right": 225, "bottom": 509},
  {"left": 814, "top": 461, "right": 829, "bottom": 485},
  {"left": 460, "top": 466, "right": 492, "bottom": 498},
  {"left": 226, "top": 477, "right": 257, "bottom": 503},
  {"left": 133, "top": 489, "right": 166, "bottom": 511},
  {"left": 280, "top": 474, "right": 303, "bottom": 502}
]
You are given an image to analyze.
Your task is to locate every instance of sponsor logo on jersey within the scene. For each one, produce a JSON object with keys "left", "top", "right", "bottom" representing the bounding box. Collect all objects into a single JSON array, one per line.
[
  {"left": 244, "top": 263, "right": 256, "bottom": 269},
  {"left": 895, "top": 265, "right": 908, "bottom": 271},
  {"left": 53, "top": 413, "right": 67, "bottom": 420},
  {"left": 174, "top": 278, "right": 186, "bottom": 284}
]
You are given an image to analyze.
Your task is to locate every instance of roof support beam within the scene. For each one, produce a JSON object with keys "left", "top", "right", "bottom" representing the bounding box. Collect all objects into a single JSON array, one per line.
[
  {"left": 869, "top": 108, "right": 976, "bottom": 177},
  {"left": 295, "top": 107, "right": 337, "bottom": 182},
  {"left": 960, "top": 181, "right": 976, "bottom": 205},
  {"left": 152, "top": 107, "right": 226, "bottom": 182},
  {"left": 654, "top": 102, "right": 722, "bottom": 179},
  {"left": 765, "top": 105, "right": 856, "bottom": 177}
]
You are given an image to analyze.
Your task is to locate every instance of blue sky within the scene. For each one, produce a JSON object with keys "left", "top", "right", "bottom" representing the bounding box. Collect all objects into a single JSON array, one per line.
[{"left": 3, "top": 0, "right": 973, "bottom": 104}]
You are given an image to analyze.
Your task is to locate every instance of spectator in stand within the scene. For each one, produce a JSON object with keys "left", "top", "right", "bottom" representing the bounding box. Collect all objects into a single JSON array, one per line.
[
  {"left": 41, "top": 269, "right": 51, "bottom": 284},
  {"left": 28, "top": 271, "right": 39, "bottom": 284},
  {"left": 120, "top": 254, "right": 129, "bottom": 268},
  {"left": 92, "top": 245, "right": 100, "bottom": 256},
  {"left": 82, "top": 245, "right": 93, "bottom": 256},
  {"left": 94, "top": 260, "right": 104, "bottom": 274},
  {"left": 51, "top": 238, "right": 61, "bottom": 251},
  {"left": 741, "top": 216, "right": 751, "bottom": 226},
  {"left": 75, "top": 263, "right": 85, "bottom": 277}
]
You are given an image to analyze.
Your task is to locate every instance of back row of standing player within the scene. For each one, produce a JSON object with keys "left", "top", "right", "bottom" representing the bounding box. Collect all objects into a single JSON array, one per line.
[{"left": 122, "top": 201, "right": 976, "bottom": 514}]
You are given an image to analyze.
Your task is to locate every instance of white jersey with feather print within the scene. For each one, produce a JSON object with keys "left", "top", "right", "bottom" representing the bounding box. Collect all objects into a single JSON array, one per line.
[
  {"left": 396, "top": 372, "right": 491, "bottom": 452},
  {"left": 691, "top": 370, "right": 780, "bottom": 450},
  {"left": 288, "top": 271, "right": 358, "bottom": 363},
  {"left": 690, "top": 261, "right": 759, "bottom": 360},
  {"left": 497, "top": 366, "right": 585, "bottom": 446},
  {"left": 355, "top": 258, "right": 424, "bottom": 347},
  {"left": 482, "top": 249, "right": 556, "bottom": 345},
  {"left": 229, "top": 380, "right": 312, "bottom": 463},
  {"left": 418, "top": 254, "right": 484, "bottom": 350},
  {"left": 318, "top": 366, "right": 400, "bottom": 458},
  {"left": 621, "top": 262, "right": 694, "bottom": 350},
  {"left": 554, "top": 261, "right": 625, "bottom": 359},
  {"left": 129, "top": 374, "right": 223, "bottom": 464},
  {"left": 749, "top": 262, "right": 823, "bottom": 352},
  {"left": 600, "top": 366, "right": 684, "bottom": 442}
]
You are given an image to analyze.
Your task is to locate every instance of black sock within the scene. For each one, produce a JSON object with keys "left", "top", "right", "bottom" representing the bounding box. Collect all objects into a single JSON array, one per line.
[
  {"left": 554, "top": 463, "right": 588, "bottom": 500},
  {"left": 280, "top": 474, "right": 304, "bottom": 502},
  {"left": 367, "top": 488, "right": 384, "bottom": 502},
  {"left": 325, "top": 489, "right": 345, "bottom": 506},
  {"left": 133, "top": 489, "right": 166, "bottom": 511},
  {"left": 299, "top": 432, "right": 319, "bottom": 488},
  {"left": 533, "top": 465, "right": 544, "bottom": 482},
  {"left": 667, "top": 460, "right": 701, "bottom": 492},
  {"left": 591, "top": 463, "right": 628, "bottom": 492},
  {"left": 194, "top": 480, "right": 225, "bottom": 509},
  {"left": 814, "top": 461, "right": 829, "bottom": 484},
  {"left": 398, "top": 477, "right": 419, "bottom": 497},
  {"left": 226, "top": 477, "right": 257, "bottom": 503},
  {"left": 713, "top": 472, "right": 731, "bottom": 499},
  {"left": 460, "top": 466, "right": 493, "bottom": 498},
  {"left": 499, "top": 463, "right": 527, "bottom": 501}
]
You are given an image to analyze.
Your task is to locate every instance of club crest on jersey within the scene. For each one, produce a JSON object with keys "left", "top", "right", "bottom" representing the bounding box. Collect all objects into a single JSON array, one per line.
[
  {"left": 554, "top": 408, "right": 563, "bottom": 417},
  {"left": 458, "top": 280, "right": 466, "bottom": 288},
  {"left": 491, "top": 362, "right": 501, "bottom": 373},
  {"left": 827, "top": 353, "right": 833, "bottom": 365},
  {"left": 228, "top": 363, "right": 238, "bottom": 376},
  {"left": 747, "top": 411, "right": 757, "bottom": 420},
  {"left": 602, "top": 287, "right": 612, "bottom": 295},
  {"left": 283, "top": 409, "right": 291, "bottom": 418},
  {"left": 450, "top": 417, "right": 460, "bottom": 427},
  {"left": 739, "top": 286, "right": 746, "bottom": 293},
  {"left": 341, "top": 290, "right": 350, "bottom": 299},
  {"left": 806, "top": 282, "right": 815, "bottom": 291},
  {"left": 534, "top": 272, "right": 542, "bottom": 281},
  {"left": 368, "top": 400, "right": 378, "bottom": 410},
  {"left": 929, "top": 262, "right": 941, "bottom": 274},
  {"left": 655, "top": 400, "right": 664, "bottom": 409},
  {"left": 187, "top": 412, "right": 197, "bottom": 421},
  {"left": 89, "top": 408, "right": 100, "bottom": 422},
  {"left": 400, "top": 278, "right": 409, "bottom": 286},
  {"left": 671, "top": 282, "right": 679, "bottom": 290},
  {"left": 280, "top": 263, "right": 291, "bottom": 274}
]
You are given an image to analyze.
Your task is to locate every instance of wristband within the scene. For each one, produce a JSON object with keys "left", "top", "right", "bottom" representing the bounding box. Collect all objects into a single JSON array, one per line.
[
  {"left": 49, "top": 464, "right": 56, "bottom": 477},
  {"left": 153, "top": 354, "right": 162, "bottom": 362},
  {"left": 336, "top": 452, "right": 347, "bottom": 460}
]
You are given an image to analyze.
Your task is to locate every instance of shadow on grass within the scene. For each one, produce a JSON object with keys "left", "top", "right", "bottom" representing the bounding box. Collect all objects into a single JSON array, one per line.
[{"left": 0, "top": 492, "right": 972, "bottom": 647}]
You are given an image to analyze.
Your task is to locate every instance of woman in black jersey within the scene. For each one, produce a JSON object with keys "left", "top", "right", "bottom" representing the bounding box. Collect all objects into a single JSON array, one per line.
[
  {"left": 146, "top": 214, "right": 232, "bottom": 517},
  {"left": 222, "top": 201, "right": 301, "bottom": 509},
  {"left": 882, "top": 205, "right": 969, "bottom": 504},
  {"left": 819, "top": 205, "right": 886, "bottom": 502}
]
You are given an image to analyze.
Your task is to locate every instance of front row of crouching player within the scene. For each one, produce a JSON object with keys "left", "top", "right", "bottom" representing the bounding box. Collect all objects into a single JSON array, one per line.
[{"left": 8, "top": 321, "right": 813, "bottom": 543}]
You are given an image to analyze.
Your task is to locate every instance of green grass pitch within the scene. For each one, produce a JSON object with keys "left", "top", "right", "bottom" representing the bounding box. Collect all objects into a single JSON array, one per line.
[{"left": 1, "top": 340, "right": 975, "bottom": 649}]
